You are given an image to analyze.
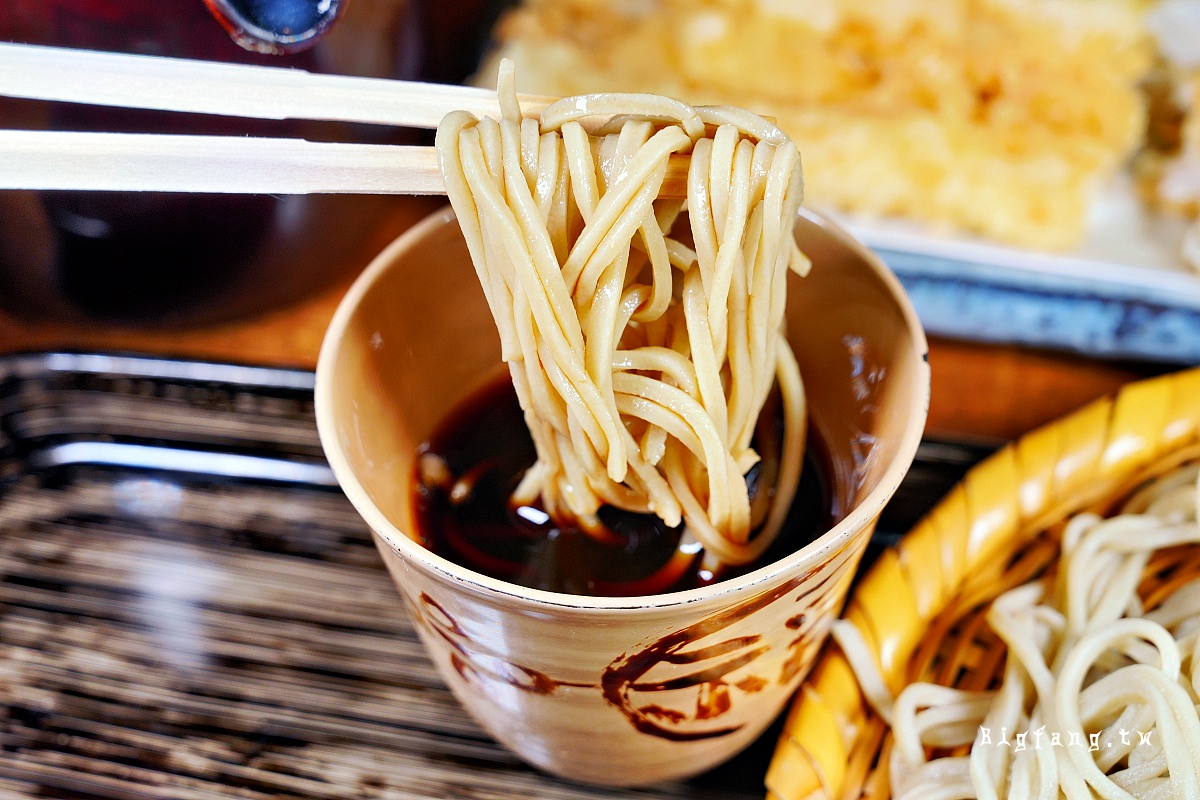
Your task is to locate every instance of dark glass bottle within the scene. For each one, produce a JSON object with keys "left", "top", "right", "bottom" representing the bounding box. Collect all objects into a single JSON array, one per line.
[{"left": 0, "top": 0, "right": 496, "bottom": 328}]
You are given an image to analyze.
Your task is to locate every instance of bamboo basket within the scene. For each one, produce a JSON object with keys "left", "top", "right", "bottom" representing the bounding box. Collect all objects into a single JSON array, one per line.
[{"left": 766, "top": 365, "right": 1200, "bottom": 799}]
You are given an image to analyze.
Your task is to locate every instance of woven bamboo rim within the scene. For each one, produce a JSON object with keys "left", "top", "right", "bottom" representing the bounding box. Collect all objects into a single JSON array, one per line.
[{"left": 766, "top": 365, "right": 1200, "bottom": 800}]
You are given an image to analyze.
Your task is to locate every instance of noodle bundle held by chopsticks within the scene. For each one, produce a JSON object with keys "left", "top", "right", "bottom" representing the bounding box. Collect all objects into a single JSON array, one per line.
[{"left": 436, "top": 60, "right": 810, "bottom": 571}]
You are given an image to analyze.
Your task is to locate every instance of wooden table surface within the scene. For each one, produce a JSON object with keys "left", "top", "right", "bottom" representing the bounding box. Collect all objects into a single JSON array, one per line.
[{"left": 0, "top": 196, "right": 1164, "bottom": 444}]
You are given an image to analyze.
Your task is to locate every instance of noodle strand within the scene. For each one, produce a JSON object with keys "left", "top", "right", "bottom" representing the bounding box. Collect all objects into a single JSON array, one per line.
[{"left": 437, "top": 61, "right": 808, "bottom": 568}]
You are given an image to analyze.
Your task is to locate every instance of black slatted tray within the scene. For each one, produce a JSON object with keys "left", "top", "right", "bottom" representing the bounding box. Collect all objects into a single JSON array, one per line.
[{"left": 0, "top": 351, "right": 994, "bottom": 799}]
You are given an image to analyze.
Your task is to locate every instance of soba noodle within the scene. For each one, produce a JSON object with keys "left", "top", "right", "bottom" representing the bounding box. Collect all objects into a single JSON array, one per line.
[
  {"left": 833, "top": 463, "right": 1200, "bottom": 799},
  {"left": 435, "top": 59, "right": 809, "bottom": 569}
]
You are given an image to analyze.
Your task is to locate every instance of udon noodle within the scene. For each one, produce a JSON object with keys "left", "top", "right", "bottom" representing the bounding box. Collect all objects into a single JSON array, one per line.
[
  {"left": 834, "top": 462, "right": 1200, "bottom": 799},
  {"left": 435, "top": 60, "right": 809, "bottom": 570}
]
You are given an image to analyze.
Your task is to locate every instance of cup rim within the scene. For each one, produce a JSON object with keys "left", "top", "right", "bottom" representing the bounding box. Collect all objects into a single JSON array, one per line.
[{"left": 315, "top": 204, "right": 930, "bottom": 611}]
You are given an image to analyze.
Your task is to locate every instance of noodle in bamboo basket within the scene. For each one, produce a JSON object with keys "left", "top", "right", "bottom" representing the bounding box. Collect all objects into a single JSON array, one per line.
[{"left": 768, "top": 365, "right": 1200, "bottom": 799}]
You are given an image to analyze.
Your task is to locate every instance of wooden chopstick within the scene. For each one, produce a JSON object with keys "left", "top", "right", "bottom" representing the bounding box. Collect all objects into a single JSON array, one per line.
[
  {"left": 0, "top": 130, "right": 692, "bottom": 197},
  {"left": 0, "top": 130, "right": 446, "bottom": 194},
  {"left": 0, "top": 43, "right": 691, "bottom": 197},
  {"left": 0, "top": 42, "right": 554, "bottom": 128}
]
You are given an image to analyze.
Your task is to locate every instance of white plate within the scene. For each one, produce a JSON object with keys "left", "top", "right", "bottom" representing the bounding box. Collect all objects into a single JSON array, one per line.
[{"left": 825, "top": 176, "right": 1200, "bottom": 365}]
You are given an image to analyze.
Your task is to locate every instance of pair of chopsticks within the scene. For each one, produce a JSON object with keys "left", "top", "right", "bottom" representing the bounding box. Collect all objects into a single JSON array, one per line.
[{"left": 0, "top": 42, "right": 689, "bottom": 197}]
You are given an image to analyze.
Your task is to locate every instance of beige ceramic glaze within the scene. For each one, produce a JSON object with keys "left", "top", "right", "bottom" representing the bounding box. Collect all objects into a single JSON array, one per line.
[{"left": 314, "top": 205, "right": 930, "bottom": 786}]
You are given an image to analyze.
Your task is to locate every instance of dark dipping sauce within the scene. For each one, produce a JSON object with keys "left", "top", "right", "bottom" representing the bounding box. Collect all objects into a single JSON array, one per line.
[{"left": 413, "top": 374, "right": 845, "bottom": 597}]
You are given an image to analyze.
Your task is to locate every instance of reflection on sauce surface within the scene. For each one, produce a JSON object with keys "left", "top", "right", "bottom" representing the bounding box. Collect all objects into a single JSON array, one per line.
[{"left": 412, "top": 374, "right": 849, "bottom": 597}]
